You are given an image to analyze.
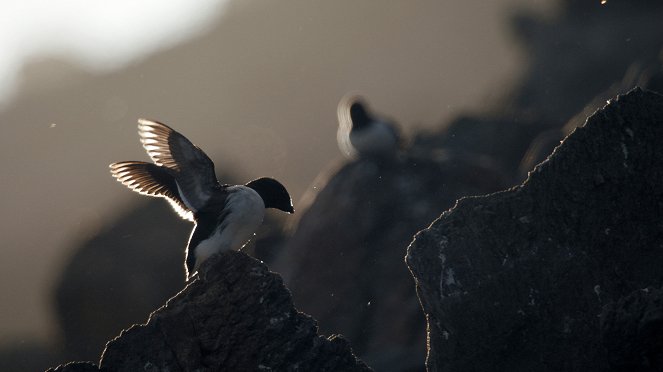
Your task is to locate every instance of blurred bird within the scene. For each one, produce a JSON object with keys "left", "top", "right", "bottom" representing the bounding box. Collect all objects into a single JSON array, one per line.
[
  {"left": 337, "top": 94, "right": 401, "bottom": 158},
  {"left": 110, "top": 119, "right": 294, "bottom": 280}
]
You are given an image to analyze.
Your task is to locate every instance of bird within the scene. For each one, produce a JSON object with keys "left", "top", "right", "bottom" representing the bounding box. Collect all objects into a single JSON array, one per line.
[
  {"left": 109, "top": 119, "right": 294, "bottom": 280},
  {"left": 336, "top": 94, "right": 401, "bottom": 159}
]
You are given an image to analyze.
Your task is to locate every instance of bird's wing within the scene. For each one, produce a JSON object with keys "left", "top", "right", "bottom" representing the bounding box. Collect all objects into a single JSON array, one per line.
[
  {"left": 109, "top": 161, "right": 194, "bottom": 221},
  {"left": 137, "top": 118, "right": 220, "bottom": 211}
]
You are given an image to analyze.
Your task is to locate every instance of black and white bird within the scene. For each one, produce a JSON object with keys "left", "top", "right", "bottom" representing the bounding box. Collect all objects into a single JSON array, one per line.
[
  {"left": 110, "top": 119, "right": 294, "bottom": 280},
  {"left": 337, "top": 95, "right": 401, "bottom": 158}
]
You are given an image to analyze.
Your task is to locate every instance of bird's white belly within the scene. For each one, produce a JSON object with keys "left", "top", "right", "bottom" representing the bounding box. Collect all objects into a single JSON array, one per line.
[
  {"left": 349, "top": 121, "right": 397, "bottom": 155},
  {"left": 194, "top": 186, "right": 265, "bottom": 266}
]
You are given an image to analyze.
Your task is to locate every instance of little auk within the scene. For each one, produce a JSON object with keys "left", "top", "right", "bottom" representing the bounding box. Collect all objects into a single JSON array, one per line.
[
  {"left": 110, "top": 119, "right": 294, "bottom": 280},
  {"left": 337, "top": 94, "right": 401, "bottom": 158}
]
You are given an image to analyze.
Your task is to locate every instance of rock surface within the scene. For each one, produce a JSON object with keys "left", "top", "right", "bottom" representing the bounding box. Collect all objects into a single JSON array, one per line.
[
  {"left": 53, "top": 191, "right": 287, "bottom": 363},
  {"left": 277, "top": 151, "right": 507, "bottom": 371},
  {"left": 46, "top": 361, "right": 101, "bottom": 372},
  {"left": 48, "top": 251, "right": 371, "bottom": 372},
  {"left": 600, "top": 286, "right": 663, "bottom": 371},
  {"left": 406, "top": 88, "right": 663, "bottom": 371}
]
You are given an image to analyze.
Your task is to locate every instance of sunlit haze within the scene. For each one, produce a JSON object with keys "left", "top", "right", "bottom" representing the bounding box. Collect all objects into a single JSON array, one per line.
[{"left": 0, "top": 0, "right": 227, "bottom": 103}]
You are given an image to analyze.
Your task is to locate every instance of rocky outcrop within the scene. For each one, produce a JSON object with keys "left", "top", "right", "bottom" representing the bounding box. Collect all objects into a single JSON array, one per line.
[
  {"left": 48, "top": 251, "right": 370, "bottom": 372},
  {"left": 600, "top": 286, "right": 663, "bottom": 371},
  {"left": 277, "top": 151, "right": 507, "bottom": 370},
  {"left": 46, "top": 362, "right": 100, "bottom": 372},
  {"left": 53, "top": 193, "right": 287, "bottom": 363},
  {"left": 406, "top": 88, "right": 663, "bottom": 371}
]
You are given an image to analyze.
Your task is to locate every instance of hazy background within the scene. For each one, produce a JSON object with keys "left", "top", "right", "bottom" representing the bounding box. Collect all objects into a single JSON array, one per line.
[{"left": 0, "top": 0, "right": 555, "bottom": 349}]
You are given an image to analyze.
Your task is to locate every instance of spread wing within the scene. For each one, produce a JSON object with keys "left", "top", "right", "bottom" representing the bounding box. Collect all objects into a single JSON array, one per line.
[
  {"left": 109, "top": 161, "right": 194, "bottom": 221},
  {"left": 137, "top": 119, "right": 220, "bottom": 211}
]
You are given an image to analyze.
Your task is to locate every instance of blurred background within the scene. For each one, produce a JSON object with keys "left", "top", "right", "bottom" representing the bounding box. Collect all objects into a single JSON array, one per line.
[{"left": 1, "top": 0, "right": 662, "bottom": 370}]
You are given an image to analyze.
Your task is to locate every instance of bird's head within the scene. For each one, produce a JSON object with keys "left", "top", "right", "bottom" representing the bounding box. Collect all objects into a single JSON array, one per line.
[
  {"left": 245, "top": 177, "right": 294, "bottom": 213},
  {"left": 348, "top": 100, "right": 374, "bottom": 130}
]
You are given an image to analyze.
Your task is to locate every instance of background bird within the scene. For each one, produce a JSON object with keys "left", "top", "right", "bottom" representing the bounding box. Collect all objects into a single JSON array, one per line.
[
  {"left": 337, "top": 94, "right": 402, "bottom": 159},
  {"left": 110, "top": 119, "right": 294, "bottom": 280}
]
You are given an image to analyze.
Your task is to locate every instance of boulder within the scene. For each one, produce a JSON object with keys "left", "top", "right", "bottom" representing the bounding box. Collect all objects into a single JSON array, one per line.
[
  {"left": 600, "top": 286, "right": 663, "bottom": 371},
  {"left": 406, "top": 88, "right": 663, "bottom": 371},
  {"left": 278, "top": 151, "right": 506, "bottom": 371},
  {"left": 48, "top": 251, "right": 371, "bottom": 372}
]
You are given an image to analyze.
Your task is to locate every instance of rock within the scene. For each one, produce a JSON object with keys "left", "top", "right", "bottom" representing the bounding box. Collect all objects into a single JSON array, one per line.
[
  {"left": 406, "top": 88, "right": 663, "bottom": 371},
  {"left": 49, "top": 250, "right": 371, "bottom": 371},
  {"left": 53, "top": 193, "right": 286, "bottom": 362},
  {"left": 46, "top": 361, "right": 102, "bottom": 372},
  {"left": 277, "top": 151, "right": 507, "bottom": 371},
  {"left": 600, "top": 286, "right": 663, "bottom": 371},
  {"left": 413, "top": 115, "right": 548, "bottom": 180}
]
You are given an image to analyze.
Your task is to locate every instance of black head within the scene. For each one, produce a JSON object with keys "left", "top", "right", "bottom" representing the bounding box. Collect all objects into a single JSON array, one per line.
[
  {"left": 349, "top": 101, "right": 373, "bottom": 131},
  {"left": 245, "top": 177, "right": 294, "bottom": 213}
]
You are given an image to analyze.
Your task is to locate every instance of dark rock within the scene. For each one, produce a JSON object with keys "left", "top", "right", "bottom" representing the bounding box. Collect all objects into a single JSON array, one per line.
[
  {"left": 277, "top": 151, "right": 507, "bottom": 371},
  {"left": 413, "top": 115, "right": 550, "bottom": 181},
  {"left": 85, "top": 250, "right": 371, "bottom": 372},
  {"left": 516, "top": 52, "right": 663, "bottom": 179},
  {"left": 645, "top": 59, "right": 663, "bottom": 94},
  {"left": 45, "top": 361, "right": 102, "bottom": 372},
  {"left": 517, "top": 128, "right": 565, "bottom": 178},
  {"left": 406, "top": 88, "right": 663, "bottom": 371},
  {"left": 53, "top": 186, "right": 286, "bottom": 362},
  {"left": 601, "top": 286, "right": 663, "bottom": 371}
]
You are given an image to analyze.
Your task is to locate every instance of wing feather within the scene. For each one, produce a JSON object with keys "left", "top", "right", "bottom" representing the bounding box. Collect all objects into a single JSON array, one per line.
[
  {"left": 109, "top": 161, "right": 194, "bottom": 221},
  {"left": 137, "top": 119, "right": 220, "bottom": 211}
]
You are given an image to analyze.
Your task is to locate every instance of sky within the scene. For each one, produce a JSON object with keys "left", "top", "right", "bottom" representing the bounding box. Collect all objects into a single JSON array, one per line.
[{"left": 0, "top": 0, "right": 227, "bottom": 104}]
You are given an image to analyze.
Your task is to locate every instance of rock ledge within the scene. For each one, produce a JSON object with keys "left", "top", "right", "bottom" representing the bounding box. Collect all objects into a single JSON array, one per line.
[
  {"left": 48, "top": 251, "right": 371, "bottom": 372},
  {"left": 406, "top": 88, "right": 663, "bottom": 371}
]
